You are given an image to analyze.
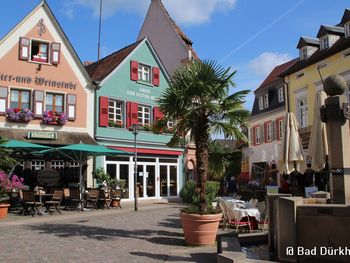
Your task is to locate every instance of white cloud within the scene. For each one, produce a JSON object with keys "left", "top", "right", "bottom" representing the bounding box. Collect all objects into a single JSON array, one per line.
[
  {"left": 163, "top": 0, "right": 237, "bottom": 25},
  {"left": 248, "top": 52, "right": 292, "bottom": 77},
  {"left": 63, "top": 0, "right": 237, "bottom": 25}
]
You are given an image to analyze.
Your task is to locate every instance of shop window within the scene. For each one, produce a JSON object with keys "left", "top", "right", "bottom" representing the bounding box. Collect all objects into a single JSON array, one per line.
[
  {"left": 31, "top": 160, "right": 45, "bottom": 171},
  {"left": 138, "top": 64, "right": 151, "bottom": 83},
  {"left": 138, "top": 105, "right": 151, "bottom": 126},
  {"left": 108, "top": 99, "right": 124, "bottom": 127},
  {"left": 31, "top": 40, "right": 49, "bottom": 63},
  {"left": 51, "top": 160, "right": 64, "bottom": 170},
  {"left": 10, "top": 89, "right": 30, "bottom": 109},
  {"left": 46, "top": 93, "right": 64, "bottom": 113}
]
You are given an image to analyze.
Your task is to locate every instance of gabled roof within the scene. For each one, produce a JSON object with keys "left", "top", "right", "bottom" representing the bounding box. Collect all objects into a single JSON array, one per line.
[
  {"left": 297, "top": 37, "right": 319, "bottom": 49},
  {"left": 316, "top": 25, "right": 344, "bottom": 38},
  {"left": 339, "top": 8, "right": 350, "bottom": 26},
  {"left": 85, "top": 39, "right": 142, "bottom": 82},
  {"left": 255, "top": 59, "right": 297, "bottom": 93},
  {"left": 0, "top": 1, "right": 92, "bottom": 87},
  {"left": 281, "top": 36, "right": 350, "bottom": 76},
  {"left": 138, "top": 0, "right": 198, "bottom": 60}
]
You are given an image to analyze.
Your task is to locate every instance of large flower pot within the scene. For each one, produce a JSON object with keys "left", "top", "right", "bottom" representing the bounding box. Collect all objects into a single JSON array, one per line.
[
  {"left": 0, "top": 203, "right": 10, "bottom": 219},
  {"left": 180, "top": 212, "right": 222, "bottom": 246}
]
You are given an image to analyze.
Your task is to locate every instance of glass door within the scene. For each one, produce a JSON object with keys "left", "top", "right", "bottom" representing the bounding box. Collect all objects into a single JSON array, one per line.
[
  {"left": 159, "top": 165, "right": 168, "bottom": 196},
  {"left": 146, "top": 165, "right": 155, "bottom": 197},
  {"left": 137, "top": 165, "right": 144, "bottom": 198}
]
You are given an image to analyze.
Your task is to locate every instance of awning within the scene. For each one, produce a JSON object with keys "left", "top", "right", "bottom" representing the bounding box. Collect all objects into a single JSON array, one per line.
[
  {"left": 0, "top": 128, "right": 97, "bottom": 145},
  {"left": 109, "top": 146, "right": 183, "bottom": 156}
]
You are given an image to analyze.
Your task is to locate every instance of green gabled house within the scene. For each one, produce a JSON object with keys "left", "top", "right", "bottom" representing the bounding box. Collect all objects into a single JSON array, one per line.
[{"left": 86, "top": 38, "right": 184, "bottom": 200}]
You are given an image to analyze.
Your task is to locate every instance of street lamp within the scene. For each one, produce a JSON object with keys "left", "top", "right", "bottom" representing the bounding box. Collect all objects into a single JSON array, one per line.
[{"left": 132, "top": 124, "right": 139, "bottom": 211}]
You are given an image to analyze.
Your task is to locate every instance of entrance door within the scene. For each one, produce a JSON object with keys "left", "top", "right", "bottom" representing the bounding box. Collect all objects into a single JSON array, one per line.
[
  {"left": 137, "top": 164, "right": 156, "bottom": 198},
  {"left": 159, "top": 165, "right": 178, "bottom": 197}
]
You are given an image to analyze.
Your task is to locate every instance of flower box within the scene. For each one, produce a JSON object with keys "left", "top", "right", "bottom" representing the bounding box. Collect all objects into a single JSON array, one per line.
[
  {"left": 108, "top": 120, "right": 124, "bottom": 128},
  {"left": 6, "top": 108, "right": 34, "bottom": 123},
  {"left": 42, "top": 110, "right": 67, "bottom": 125}
]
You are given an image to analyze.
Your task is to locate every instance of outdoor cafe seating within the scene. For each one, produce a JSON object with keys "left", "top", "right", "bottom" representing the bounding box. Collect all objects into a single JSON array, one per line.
[{"left": 44, "top": 190, "right": 64, "bottom": 214}]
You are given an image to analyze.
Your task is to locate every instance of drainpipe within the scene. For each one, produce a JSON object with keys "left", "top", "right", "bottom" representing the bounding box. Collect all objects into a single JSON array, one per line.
[{"left": 283, "top": 77, "right": 290, "bottom": 113}]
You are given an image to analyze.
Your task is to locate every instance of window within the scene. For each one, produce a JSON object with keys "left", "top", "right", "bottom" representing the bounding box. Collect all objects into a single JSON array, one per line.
[
  {"left": 51, "top": 160, "right": 64, "bottom": 170},
  {"left": 263, "top": 94, "right": 269, "bottom": 108},
  {"left": 108, "top": 99, "right": 124, "bottom": 125},
  {"left": 320, "top": 36, "right": 329, "bottom": 50},
  {"left": 167, "top": 119, "right": 174, "bottom": 129},
  {"left": 138, "top": 64, "right": 151, "bottom": 83},
  {"left": 278, "top": 88, "right": 284, "bottom": 102},
  {"left": 10, "top": 89, "right": 30, "bottom": 109},
  {"left": 296, "top": 97, "right": 308, "bottom": 128},
  {"left": 296, "top": 72, "right": 304, "bottom": 79},
  {"left": 345, "top": 22, "right": 350, "bottom": 38},
  {"left": 278, "top": 118, "right": 284, "bottom": 140},
  {"left": 255, "top": 126, "right": 261, "bottom": 145},
  {"left": 46, "top": 93, "right": 64, "bottom": 112},
  {"left": 31, "top": 160, "right": 45, "bottom": 171},
  {"left": 138, "top": 105, "right": 151, "bottom": 125},
  {"left": 31, "top": 40, "right": 49, "bottom": 63},
  {"left": 258, "top": 97, "right": 264, "bottom": 110},
  {"left": 266, "top": 122, "right": 272, "bottom": 142},
  {"left": 300, "top": 47, "right": 308, "bottom": 60},
  {"left": 70, "top": 161, "right": 80, "bottom": 167}
]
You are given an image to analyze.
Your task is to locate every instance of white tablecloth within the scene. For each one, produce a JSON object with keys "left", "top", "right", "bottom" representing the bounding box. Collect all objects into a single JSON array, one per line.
[
  {"left": 232, "top": 207, "right": 260, "bottom": 222},
  {"left": 224, "top": 199, "right": 246, "bottom": 209}
]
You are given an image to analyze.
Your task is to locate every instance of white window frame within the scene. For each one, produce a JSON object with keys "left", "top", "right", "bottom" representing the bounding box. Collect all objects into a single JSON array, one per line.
[
  {"left": 320, "top": 35, "right": 329, "bottom": 50},
  {"left": 299, "top": 47, "right": 308, "bottom": 60},
  {"left": 30, "top": 39, "right": 50, "bottom": 63},
  {"left": 138, "top": 105, "right": 151, "bottom": 126},
  {"left": 167, "top": 119, "right": 174, "bottom": 129},
  {"left": 296, "top": 97, "right": 308, "bottom": 128},
  {"left": 70, "top": 161, "right": 80, "bottom": 167},
  {"left": 266, "top": 122, "right": 272, "bottom": 142},
  {"left": 108, "top": 99, "right": 124, "bottom": 124},
  {"left": 31, "top": 160, "right": 45, "bottom": 171},
  {"left": 258, "top": 96, "right": 264, "bottom": 110},
  {"left": 263, "top": 94, "right": 269, "bottom": 108},
  {"left": 255, "top": 126, "right": 261, "bottom": 145},
  {"left": 51, "top": 160, "right": 64, "bottom": 170},
  {"left": 345, "top": 22, "right": 350, "bottom": 38},
  {"left": 138, "top": 64, "right": 151, "bottom": 83},
  {"left": 278, "top": 88, "right": 284, "bottom": 103}
]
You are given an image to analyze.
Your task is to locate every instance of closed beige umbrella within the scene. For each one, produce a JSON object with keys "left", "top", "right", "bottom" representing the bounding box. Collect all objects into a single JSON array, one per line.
[
  {"left": 308, "top": 91, "right": 328, "bottom": 171},
  {"left": 280, "top": 112, "right": 306, "bottom": 174}
]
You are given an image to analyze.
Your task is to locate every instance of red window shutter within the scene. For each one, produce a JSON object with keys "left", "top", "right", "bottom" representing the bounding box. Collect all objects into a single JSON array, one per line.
[
  {"left": 33, "top": 90, "right": 44, "bottom": 117},
  {"left": 66, "top": 94, "right": 76, "bottom": 120},
  {"left": 127, "top": 101, "right": 138, "bottom": 128},
  {"left": 99, "top": 96, "right": 109, "bottom": 127},
  {"left": 130, "top": 61, "right": 139, "bottom": 81},
  {"left": 0, "top": 86, "right": 8, "bottom": 115},
  {"left": 152, "top": 67, "right": 160, "bottom": 86},
  {"left": 153, "top": 107, "right": 164, "bottom": 123},
  {"left": 51, "top": 42, "right": 61, "bottom": 65},
  {"left": 19, "top": 37, "right": 30, "bottom": 61}
]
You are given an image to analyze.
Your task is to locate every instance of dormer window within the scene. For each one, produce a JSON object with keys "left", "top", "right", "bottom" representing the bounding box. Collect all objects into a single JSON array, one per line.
[
  {"left": 258, "top": 96, "right": 264, "bottom": 110},
  {"left": 345, "top": 22, "right": 350, "bottom": 38},
  {"left": 299, "top": 47, "right": 308, "bottom": 60},
  {"left": 258, "top": 94, "right": 269, "bottom": 111},
  {"left": 278, "top": 88, "right": 284, "bottom": 102},
  {"left": 263, "top": 94, "right": 269, "bottom": 108},
  {"left": 320, "top": 36, "right": 329, "bottom": 50}
]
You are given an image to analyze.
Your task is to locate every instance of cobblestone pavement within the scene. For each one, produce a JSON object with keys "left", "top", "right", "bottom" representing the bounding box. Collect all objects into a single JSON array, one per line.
[{"left": 0, "top": 200, "right": 217, "bottom": 263}]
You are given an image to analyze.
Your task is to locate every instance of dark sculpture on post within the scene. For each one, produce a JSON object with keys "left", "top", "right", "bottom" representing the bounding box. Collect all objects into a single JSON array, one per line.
[{"left": 321, "top": 74, "right": 350, "bottom": 204}]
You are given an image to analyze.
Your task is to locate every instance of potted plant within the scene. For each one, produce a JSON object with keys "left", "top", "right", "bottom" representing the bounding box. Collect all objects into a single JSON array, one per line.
[
  {"left": 6, "top": 108, "right": 34, "bottom": 123},
  {"left": 158, "top": 60, "right": 250, "bottom": 245},
  {"left": 0, "top": 172, "right": 24, "bottom": 219},
  {"left": 42, "top": 110, "right": 68, "bottom": 125},
  {"left": 92, "top": 168, "right": 116, "bottom": 191}
]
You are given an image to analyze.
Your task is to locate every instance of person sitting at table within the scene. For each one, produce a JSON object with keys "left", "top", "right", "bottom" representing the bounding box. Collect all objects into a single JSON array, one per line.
[{"left": 227, "top": 177, "right": 237, "bottom": 197}]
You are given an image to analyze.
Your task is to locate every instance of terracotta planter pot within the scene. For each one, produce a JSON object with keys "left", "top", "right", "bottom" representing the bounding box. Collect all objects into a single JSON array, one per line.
[
  {"left": 180, "top": 212, "right": 222, "bottom": 246},
  {"left": 0, "top": 203, "right": 10, "bottom": 219}
]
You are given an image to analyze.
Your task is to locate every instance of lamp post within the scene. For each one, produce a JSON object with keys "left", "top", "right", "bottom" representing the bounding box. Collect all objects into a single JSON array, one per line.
[{"left": 132, "top": 124, "right": 139, "bottom": 211}]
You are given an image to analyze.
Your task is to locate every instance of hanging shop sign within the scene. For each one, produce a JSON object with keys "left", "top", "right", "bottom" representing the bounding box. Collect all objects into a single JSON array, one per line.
[{"left": 0, "top": 72, "right": 77, "bottom": 90}]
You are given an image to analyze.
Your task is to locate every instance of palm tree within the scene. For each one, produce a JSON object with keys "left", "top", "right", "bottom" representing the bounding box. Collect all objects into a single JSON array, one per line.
[{"left": 158, "top": 60, "right": 250, "bottom": 213}]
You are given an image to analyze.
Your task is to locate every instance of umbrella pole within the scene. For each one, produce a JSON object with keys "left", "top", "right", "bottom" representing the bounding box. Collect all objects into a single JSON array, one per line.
[
  {"left": 292, "top": 161, "right": 297, "bottom": 196},
  {"left": 79, "top": 163, "right": 83, "bottom": 211}
]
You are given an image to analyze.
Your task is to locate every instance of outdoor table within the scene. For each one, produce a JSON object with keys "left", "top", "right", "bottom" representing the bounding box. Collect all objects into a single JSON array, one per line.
[
  {"left": 34, "top": 193, "right": 53, "bottom": 215},
  {"left": 232, "top": 206, "right": 260, "bottom": 222},
  {"left": 224, "top": 199, "right": 246, "bottom": 209}
]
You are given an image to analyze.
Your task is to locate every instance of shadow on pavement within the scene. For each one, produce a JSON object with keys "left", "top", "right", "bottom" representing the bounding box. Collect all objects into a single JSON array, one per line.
[
  {"left": 27, "top": 223, "right": 185, "bottom": 246},
  {"left": 130, "top": 251, "right": 216, "bottom": 262}
]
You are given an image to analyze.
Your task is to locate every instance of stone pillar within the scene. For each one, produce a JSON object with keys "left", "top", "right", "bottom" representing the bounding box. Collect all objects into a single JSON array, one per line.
[{"left": 323, "top": 75, "right": 350, "bottom": 204}]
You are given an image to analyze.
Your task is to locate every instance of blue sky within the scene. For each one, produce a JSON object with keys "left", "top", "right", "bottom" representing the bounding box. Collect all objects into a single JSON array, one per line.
[{"left": 0, "top": 0, "right": 349, "bottom": 111}]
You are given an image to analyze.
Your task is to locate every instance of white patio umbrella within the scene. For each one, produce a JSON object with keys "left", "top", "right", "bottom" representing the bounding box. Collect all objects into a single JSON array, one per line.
[
  {"left": 280, "top": 112, "right": 306, "bottom": 174},
  {"left": 308, "top": 91, "right": 328, "bottom": 171},
  {"left": 280, "top": 112, "right": 306, "bottom": 195}
]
